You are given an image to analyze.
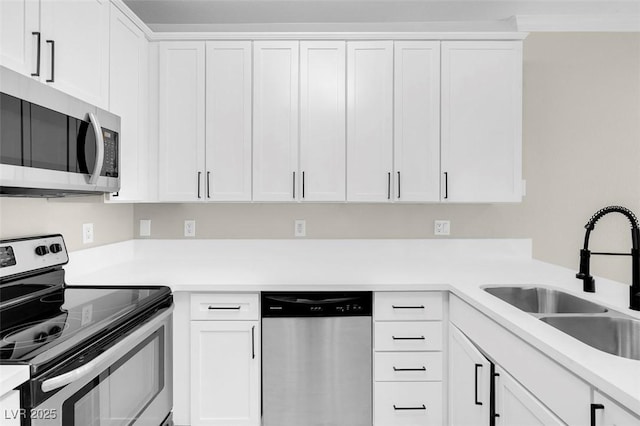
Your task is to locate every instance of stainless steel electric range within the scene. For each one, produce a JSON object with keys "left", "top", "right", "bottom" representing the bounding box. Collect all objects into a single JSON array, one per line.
[{"left": 0, "top": 235, "right": 173, "bottom": 426}]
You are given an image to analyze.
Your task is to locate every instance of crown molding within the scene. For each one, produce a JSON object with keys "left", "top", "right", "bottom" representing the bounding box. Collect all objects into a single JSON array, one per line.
[
  {"left": 516, "top": 14, "right": 640, "bottom": 32},
  {"left": 110, "top": 0, "right": 155, "bottom": 39}
]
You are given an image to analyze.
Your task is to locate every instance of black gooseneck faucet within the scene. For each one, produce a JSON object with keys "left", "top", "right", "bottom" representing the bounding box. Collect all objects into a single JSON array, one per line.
[{"left": 576, "top": 206, "right": 640, "bottom": 311}]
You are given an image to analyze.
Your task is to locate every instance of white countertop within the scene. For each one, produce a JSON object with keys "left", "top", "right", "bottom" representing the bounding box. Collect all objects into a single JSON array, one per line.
[
  {"left": 0, "top": 366, "right": 29, "bottom": 396},
  {"left": 63, "top": 239, "right": 640, "bottom": 414}
]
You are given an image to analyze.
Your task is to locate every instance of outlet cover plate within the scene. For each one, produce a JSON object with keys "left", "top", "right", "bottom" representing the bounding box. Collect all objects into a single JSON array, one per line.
[
  {"left": 140, "top": 220, "right": 151, "bottom": 237},
  {"left": 295, "top": 220, "right": 306, "bottom": 237},
  {"left": 82, "top": 223, "right": 94, "bottom": 244},
  {"left": 184, "top": 220, "right": 196, "bottom": 237},
  {"left": 434, "top": 220, "right": 450, "bottom": 236}
]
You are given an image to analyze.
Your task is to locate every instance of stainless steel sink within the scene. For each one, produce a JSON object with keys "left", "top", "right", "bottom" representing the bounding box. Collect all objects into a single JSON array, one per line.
[
  {"left": 484, "top": 286, "right": 608, "bottom": 314},
  {"left": 540, "top": 316, "right": 640, "bottom": 360}
]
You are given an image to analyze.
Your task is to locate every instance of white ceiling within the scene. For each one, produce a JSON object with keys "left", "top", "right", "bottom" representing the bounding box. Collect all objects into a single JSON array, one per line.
[{"left": 122, "top": 0, "right": 640, "bottom": 32}]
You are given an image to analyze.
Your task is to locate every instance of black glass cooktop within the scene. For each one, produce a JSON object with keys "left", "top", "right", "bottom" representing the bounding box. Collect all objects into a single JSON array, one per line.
[{"left": 0, "top": 270, "right": 171, "bottom": 373}]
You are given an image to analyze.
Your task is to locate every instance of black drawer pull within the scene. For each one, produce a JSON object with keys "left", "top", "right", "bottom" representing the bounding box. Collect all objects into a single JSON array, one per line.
[
  {"left": 393, "top": 366, "right": 426, "bottom": 372},
  {"left": 392, "top": 336, "right": 425, "bottom": 340},
  {"left": 208, "top": 306, "right": 241, "bottom": 310},
  {"left": 393, "top": 404, "right": 426, "bottom": 411},
  {"left": 392, "top": 305, "right": 425, "bottom": 309}
]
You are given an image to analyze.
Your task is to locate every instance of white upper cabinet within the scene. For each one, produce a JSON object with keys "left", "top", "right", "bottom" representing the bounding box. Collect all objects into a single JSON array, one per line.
[
  {"left": 0, "top": 0, "right": 110, "bottom": 109},
  {"left": 253, "top": 41, "right": 299, "bottom": 202},
  {"left": 205, "top": 41, "right": 252, "bottom": 201},
  {"left": 158, "top": 41, "right": 206, "bottom": 201},
  {"left": 39, "top": 0, "right": 110, "bottom": 108},
  {"left": 393, "top": 41, "right": 441, "bottom": 202},
  {"left": 0, "top": 0, "right": 39, "bottom": 76},
  {"left": 106, "top": 6, "right": 149, "bottom": 202},
  {"left": 346, "top": 41, "right": 394, "bottom": 202},
  {"left": 441, "top": 41, "right": 523, "bottom": 203},
  {"left": 299, "top": 41, "right": 346, "bottom": 202}
]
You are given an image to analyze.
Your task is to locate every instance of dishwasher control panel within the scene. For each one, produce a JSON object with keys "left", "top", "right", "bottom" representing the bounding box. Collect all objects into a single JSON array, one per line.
[{"left": 262, "top": 292, "right": 372, "bottom": 317}]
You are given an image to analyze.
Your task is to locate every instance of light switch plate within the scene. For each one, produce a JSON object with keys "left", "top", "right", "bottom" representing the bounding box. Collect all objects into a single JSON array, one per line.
[{"left": 140, "top": 220, "right": 151, "bottom": 237}]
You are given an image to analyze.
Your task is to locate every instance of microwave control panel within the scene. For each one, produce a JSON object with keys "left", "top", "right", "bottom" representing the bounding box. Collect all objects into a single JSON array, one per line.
[{"left": 102, "top": 128, "right": 118, "bottom": 177}]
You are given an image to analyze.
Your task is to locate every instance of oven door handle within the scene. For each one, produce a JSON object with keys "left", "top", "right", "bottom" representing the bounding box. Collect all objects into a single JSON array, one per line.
[
  {"left": 41, "top": 306, "right": 173, "bottom": 393},
  {"left": 88, "top": 112, "right": 105, "bottom": 185}
]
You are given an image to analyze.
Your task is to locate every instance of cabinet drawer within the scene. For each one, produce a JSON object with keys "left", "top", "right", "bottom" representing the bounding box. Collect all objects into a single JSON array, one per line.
[
  {"left": 375, "top": 352, "right": 442, "bottom": 382},
  {"left": 374, "top": 382, "right": 442, "bottom": 426},
  {"left": 375, "top": 322, "right": 442, "bottom": 351},
  {"left": 374, "top": 292, "right": 443, "bottom": 321},
  {"left": 190, "top": 293, "right": 259, "bottom": 320}
]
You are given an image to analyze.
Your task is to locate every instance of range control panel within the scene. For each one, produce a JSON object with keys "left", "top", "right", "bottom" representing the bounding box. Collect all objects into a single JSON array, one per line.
[{"left": 0, "top": 235, "right": 68, "bottom": 279}]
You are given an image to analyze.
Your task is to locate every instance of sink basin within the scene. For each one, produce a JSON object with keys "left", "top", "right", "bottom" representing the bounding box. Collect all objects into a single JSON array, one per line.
[
  {"left": 540, "top": 316, "right": 640, "bottom": 360},
  {"left": 484, "top": 286, "right": 608, "bottom": 314}
]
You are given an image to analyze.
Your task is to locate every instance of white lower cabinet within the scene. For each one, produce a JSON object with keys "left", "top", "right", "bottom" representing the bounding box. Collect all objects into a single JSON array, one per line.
[
  {"left": 373, "top": 292, "right": 444, "bottom": 426},
  {"left": 375, "top": 382, "right": 443, "bottom": 426},
  {"left": 0, "top": 390, "right": 20, "bottom": 426},
  {"left": 190, "top": 294, "right": 260, "bottom": 426},
  {"left": 592, "top": 391, "right": 640, "bottom": 426},
  {"left": 448, "top": 324, "right": 491, "bottom": 426},
  {"left": 494, "top": 365, "right": 564, "bottom": 426}
]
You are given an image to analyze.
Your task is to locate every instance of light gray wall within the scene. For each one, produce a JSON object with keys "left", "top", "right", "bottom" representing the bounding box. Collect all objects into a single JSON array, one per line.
[
  {"left": 0, "top": 197, "right": 134, "bottom": 252},
  {"left": 134, "top": 33, "right": 640, "bottom": 283}
]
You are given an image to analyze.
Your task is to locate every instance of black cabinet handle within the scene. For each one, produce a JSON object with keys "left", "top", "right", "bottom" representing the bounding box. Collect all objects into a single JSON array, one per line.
[
  {"left": 393, "top": 404, "right": 426, "bottom": 411},
  {"left": 474, "top": 363, "right": 483, "bottom": 405},
  {"left": 392, "top": 305, "right": 425, "bottom": 309},
  {"left": 397, "top": 171, "right": 401, "bottom": 199},
  {"left": 292, "top": 171, "right": 296, "bottom": 199},
  {"left": 302, "top": 171, "right": 305, "bottom": 199},
  {"left": 112, "top": 192, "right": 119, "bottom": 197},
  {"left": 206, "top": 171, "right": 211, "bottom": 198},
  {"left": 31, "top": 32, "right": 41, "bottom": 76},
  {"left": 393, "top": 366, "right": 426, "bottom": 372},
  {"left": 590, "top": 403, "right": 604, "bottom": 426},
  {"left": 444, "top": 172, "right": 449, "bottom": 199},
  {"left": 251, "top": 325, "right": 255, "bottom": 359},
  {"left": 392, "top": 335, "right": 425, "bottom": 340},
  {"left": 208, "top": 306, "right": 241, "bottom": 310},
  {"left": 197, "top": 172, "right": 201, "bottom": 199},
  {"left": 387, "top": 172, "right": 391, "bottom": 199},
  {"left": 46, "top": 40, "right": 54, "bottom": 82}
]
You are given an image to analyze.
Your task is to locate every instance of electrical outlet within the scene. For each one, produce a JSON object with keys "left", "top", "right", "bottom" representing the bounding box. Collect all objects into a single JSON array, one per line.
[
  {"left": 82, "top": 223, "right": 94, "bottom": 244},
  {"left": 295, "top": 220, "right": 306, "bottom": 237},
  {"left": 139, "top": 219, "right": 151, "bottom": 237},
  {"left": 184, "top": 220, "right": 196, "bottom": 237},
  {"left": 434, "top": 220, "right": 450, "bottom": 236}
]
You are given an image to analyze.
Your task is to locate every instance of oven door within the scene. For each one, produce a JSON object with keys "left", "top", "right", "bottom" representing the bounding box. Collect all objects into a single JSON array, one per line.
[{"left": 29, "top": 307, "right": 172, "bottom": 426}]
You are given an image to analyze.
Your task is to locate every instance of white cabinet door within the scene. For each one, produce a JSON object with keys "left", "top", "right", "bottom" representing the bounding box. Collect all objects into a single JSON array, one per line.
[
  {"left": 592, "top": 391, "right": 640, "bottom": 426},
  {"left": 441, "top": 41, "right": 522, "bottom": 202},
  {"left": 158, "top": 42, "right": 206, "bottom": 201},
  {"left": 191, "top": 321, "right": 260, "bottom": 426},
  {"left": 449, "top": 324, "right": 491, "bottom": 426},
  {"left": 299, "top": 41, "right": 346, "bottom": 201},
  {"left": 39, "top": 0, "right": 110, "bottom": 108},
  {"left": 253, "top": 41, "right": 299, "bottom": 201},
  {"left": 393, "top": 41, "right": 440, "bottom": 202},
  {"left": 494, "top": 365, "right": 564, "bottom": 426},
  {"left": 205, "top": 41, "right": 252, "bottom": 201},
  {"left": 0, "top": 0, "right": 39, "bottom": 76},
  {"left": 106, "top": 6, "right": 148, "bottom": 202},
  {"left": 346, "top": 41, "right": 393, "bottom": 202}
]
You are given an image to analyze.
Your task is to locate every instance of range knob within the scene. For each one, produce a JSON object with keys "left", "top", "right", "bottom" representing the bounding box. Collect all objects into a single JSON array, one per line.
[
  {"left": 35, "top": 245, "right": 50, "bottom": 256},
  {"left": 49, "top": 243, "right": 62, "bottom": 254}
]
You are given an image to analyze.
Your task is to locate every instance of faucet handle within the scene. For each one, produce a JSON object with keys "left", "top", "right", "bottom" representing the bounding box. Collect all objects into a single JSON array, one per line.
[{"left": 577, "top": 273, "right": 595, "bottom": 292}]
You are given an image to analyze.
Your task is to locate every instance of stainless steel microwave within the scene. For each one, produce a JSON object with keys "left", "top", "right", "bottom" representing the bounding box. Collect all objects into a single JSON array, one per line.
[{"left": 0, "top": 66, "right": 120, "bottom": 197}]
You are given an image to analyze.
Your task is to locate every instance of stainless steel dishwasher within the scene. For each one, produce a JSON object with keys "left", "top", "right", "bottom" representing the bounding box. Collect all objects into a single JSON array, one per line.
[{"left": 262, "top": 292, "right": 372, "bottom": 426}]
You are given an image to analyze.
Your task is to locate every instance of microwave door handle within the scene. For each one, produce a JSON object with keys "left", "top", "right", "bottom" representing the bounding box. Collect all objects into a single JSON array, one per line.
[
  {"left": 41, "top": 306, "right": 172, "bottom": 393},
  {"left": 88, "top": 112, "right": 104, "bottom": 185}
]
